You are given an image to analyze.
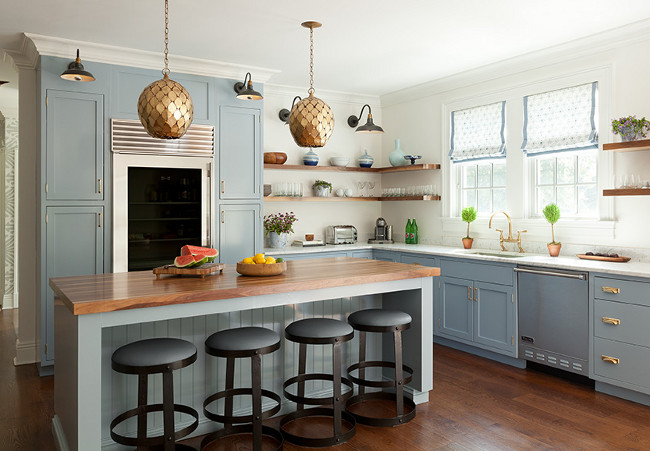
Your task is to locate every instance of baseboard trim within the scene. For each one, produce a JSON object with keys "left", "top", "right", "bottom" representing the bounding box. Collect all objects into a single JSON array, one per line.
[
  {"left": 52, "top": 414, "right": 70, "bottom": 451},
  {"left": 3, "top": 293, "right": 16, "bottom": 309},
  {"left": 595, "top": 381, "right": 650, "bottom": 407},
  {"left": 13, "top": 338, "right": 39, "bottom": 365},
  {"left": 434, "top": 335, "right": 526, "bottom": 369}
]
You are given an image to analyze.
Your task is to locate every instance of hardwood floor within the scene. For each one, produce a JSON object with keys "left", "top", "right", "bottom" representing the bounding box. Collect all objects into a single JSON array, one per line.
[{"left": 1, "top": 307, "right": 648, "bottom": 450}]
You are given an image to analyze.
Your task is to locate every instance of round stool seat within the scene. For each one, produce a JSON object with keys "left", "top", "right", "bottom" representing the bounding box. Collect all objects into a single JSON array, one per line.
[
  {"left": 112, "top": 338, "right": 197, "bottom": 374},
  {"left": 205, "top": 327, "right": 281, "bottom": 358},
  {"left": 348, "top": 309, "right": 412, "bottom": 332},
  {"left": 285, "top": 318, "right": 354, "bottom": 344}
]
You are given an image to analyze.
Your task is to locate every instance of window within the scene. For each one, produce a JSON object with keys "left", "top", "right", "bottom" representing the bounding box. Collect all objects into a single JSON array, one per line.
[
  {"left": 459, "top": 160, "right": 507, "bottom": 215},
  {"left": 523, "top": 82, "right": 598, "bottom": 218}
]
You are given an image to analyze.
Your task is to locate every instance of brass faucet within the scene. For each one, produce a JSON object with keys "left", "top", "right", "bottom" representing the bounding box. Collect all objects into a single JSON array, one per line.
[{"left": 488, "top": 211, "right": 527, "bottom": 253}]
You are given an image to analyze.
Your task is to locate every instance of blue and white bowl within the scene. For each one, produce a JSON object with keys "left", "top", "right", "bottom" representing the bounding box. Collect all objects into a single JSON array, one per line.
[
  {"left": 303, "top": 149, "right": 319, "bottom": 166},
  {"left": 358, "top": 150, "right": 374, "bottom": 168}
]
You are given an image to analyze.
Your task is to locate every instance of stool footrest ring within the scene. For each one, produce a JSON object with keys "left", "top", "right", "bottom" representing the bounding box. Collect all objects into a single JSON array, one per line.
[
  {"left": 347, "top": 361, "right": 414, "bottom": 388},
  {"left": 280, "top": 407, "right": 356, "bottom": 447},
  {"left": 110, "top": 402, "right": 199, "bottom": 447},
  {"left": 346, "top": 391, "right": 416, "bottom": 427},
  {"left": 203, "top": 387, "right": 281, "bottom": 424},
  {"left": 200, "top": 423, "right": 283, "bottom": 451},
  {"left": 283, "top": 373, "right": 354, "bottom": 406}
]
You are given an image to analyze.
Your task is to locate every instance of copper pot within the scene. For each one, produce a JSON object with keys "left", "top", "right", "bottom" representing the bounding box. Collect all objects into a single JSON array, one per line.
[{"left": 264, "top": 152, "right": 287, "bottom": 164}]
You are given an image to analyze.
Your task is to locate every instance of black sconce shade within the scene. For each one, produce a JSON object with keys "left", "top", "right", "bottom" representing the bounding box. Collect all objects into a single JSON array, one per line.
[
  {"left": 60, "top": 49, "right": 96, "bottom": 82},
  {"left": 234, "top": 72, "right": 263, "bottom": 100},
  {"left": 347, "top": 104, "right": 383, "bottom": 133}
]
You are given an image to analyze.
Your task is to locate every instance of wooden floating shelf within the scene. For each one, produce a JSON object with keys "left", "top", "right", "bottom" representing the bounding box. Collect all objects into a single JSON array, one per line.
[
  {"left": 264, "top": 195, "right": 440, "bottom": 202},
  {"left": 264, "top": 163, "right": 440, "bottom": 173},
  {"left": 603, "top": 139, "right": 650, "bottom": 152},
  {"left": 603, "top": 189, "right": 650, "bottom": 196}
]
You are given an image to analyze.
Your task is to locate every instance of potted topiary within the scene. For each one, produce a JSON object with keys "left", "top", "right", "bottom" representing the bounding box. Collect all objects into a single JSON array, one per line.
[
  {"left": 461, "top": 206, "right": 477, "bottom": 249},
  {"left": 312, "top": 180, "right": 333, "bottom": 197},
  {"left": 543, "top": 203, "right": 561, "bottom": 257}
]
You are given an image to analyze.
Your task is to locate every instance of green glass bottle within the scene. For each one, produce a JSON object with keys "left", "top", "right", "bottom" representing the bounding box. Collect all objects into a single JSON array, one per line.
[
  {"left": 413, "top": 219, "right": 419, "bottom": 244},
  {"left": 405, "top": 219, "right": 412, "bottom": 244}
]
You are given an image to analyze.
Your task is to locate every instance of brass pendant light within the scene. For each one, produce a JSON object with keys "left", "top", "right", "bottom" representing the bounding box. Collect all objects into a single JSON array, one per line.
[
  {"left": 137, "top": 0, "right": 193, "bottom": 139},
  {"left": 288, "top": 21, "right": 334, "bottom": 148}
]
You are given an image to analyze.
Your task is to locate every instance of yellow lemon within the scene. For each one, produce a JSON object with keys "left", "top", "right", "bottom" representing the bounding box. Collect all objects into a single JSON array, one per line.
[
  {"left": 265, "top": 256, "right": 276, "bottom": 264},
  {"left": 242, "top": 257, "right": 254, "bottom": 264},
  {"left": 253, "top": 253, "right": 266, "bottom": 264}
]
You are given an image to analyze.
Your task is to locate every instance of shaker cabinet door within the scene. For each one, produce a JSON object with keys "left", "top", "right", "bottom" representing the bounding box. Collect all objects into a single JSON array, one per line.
[
  {"left": 439, "top": 276, "right": 474, "bottom": 342},
  {"left": 43, "top": 206, "right": 104, "bottom": 363},
  {"left": 473, "top": 281, "right": 514, "bottom": 352},
  {"left": 218, "top": 204, "right": 261, "bottom": 264},
  {"left": 219, "top": 106, "right": 261, "bottom": 200},
  {"left": 45, "top": 90, "right": 104, "bottom": 201}
]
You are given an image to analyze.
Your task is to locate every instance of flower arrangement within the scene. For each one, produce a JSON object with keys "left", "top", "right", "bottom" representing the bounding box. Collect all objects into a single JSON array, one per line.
[
  {"left": 263, "top": 212, "right": 297, "bottom": 235},
  {"left": 611, "top": 116, "right": 650, "bottom": 141}
]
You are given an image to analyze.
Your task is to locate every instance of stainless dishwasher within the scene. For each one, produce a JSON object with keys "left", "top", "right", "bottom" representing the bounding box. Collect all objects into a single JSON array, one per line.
[{"left": 516, "top": 266, "right": 589, "bottom": 375}]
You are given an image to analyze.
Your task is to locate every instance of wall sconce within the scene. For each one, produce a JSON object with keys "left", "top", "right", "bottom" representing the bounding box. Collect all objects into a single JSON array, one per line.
[
  {"left": 234, "top": 72, "right": 263, "bottom": 100},
  {"left": 0, "top": 81, "right": 8, "bottom": 87},
  {"left": 347, "top": 104, "right": 383, "bottom": 133},
  {"left": 60, "top": 49, "right": 96, "bottom": 82},
  {"left": 278, "top": 96, "right": 302, "bottom": 124}
]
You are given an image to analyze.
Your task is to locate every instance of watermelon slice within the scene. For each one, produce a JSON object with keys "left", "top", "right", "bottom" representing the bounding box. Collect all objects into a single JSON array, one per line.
[
  {"left": 181, "top": 245, "right": 219, "bottom": 262},
  {"left": 174, "top": 255, "right": 196, "bottom": 268},
  {"left": 192, "top": 254, "right": 209, "bottom": 266}
]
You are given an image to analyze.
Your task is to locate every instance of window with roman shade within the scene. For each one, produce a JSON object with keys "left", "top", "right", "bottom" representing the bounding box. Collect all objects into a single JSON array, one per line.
[
  {"left": 522, "top": 82, "right": 598, "bottom": 155},
  {"left": 449, "top": 101, "right": 506, "bottom": 162}
]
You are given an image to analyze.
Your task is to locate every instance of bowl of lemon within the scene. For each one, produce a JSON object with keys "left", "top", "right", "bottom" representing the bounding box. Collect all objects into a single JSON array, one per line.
[{"left": 236, "top": 254, "right": 287, "bottom": 276}]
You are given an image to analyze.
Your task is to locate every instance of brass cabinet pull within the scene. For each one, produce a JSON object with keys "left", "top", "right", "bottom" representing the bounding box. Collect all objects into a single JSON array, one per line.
[
  {"left": 98, "top": 178, "right": 102, "bottom": 194},
  {"left": 221, "top": 210, "right": 225, "bottom": 224},
  {"left": 467, "top": 286, "right": 471, "bottom": 300},
  {"left": 474, "top": 287, "right": 478, "bottom": 302},
  {"left": 601, "top": 316, "right": 621, "bottom": 325},
  {"left": 221, "top": 180, "right": 225, "bottom": 194},
  {"left": 98, "top": 212, "right": 102, "bottom": 228},
  {"left": 601, "top": 286, "right": 620, "bottom": 294},
  {"left": 412, "top": 262, "right": 422, "bottom": 266},
  {"left": 601, "top": 355, "right": 620, "bottom": 365}
]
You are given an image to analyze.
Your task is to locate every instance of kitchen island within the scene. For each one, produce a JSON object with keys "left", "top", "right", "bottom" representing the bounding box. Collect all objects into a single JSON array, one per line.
[{"left": 49, "top": 257, "right": 439, "bottom": 451}]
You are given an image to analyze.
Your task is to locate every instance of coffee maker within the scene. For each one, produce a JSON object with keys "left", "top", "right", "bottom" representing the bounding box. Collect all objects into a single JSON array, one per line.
[{"left": 368, "top": 217, "right": 394, "bottom": 244}]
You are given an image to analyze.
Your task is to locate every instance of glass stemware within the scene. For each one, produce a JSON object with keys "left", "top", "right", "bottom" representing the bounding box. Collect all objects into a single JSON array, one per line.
[
  {"left": 357, "top": 181, "right": 367, "bottom": 197},
  {"left": 367, "top": 181, "right": 375, "bottom": 197}
]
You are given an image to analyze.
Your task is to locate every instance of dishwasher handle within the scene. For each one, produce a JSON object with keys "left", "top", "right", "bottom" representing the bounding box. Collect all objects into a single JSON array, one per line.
[{"left": 514, "top": 267, "right": 586, "bottom": 280}]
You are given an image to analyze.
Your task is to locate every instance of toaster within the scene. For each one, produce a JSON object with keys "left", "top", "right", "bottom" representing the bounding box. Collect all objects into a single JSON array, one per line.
[{"left": 325, "top": 225, "right": 358, "bottom": 244}]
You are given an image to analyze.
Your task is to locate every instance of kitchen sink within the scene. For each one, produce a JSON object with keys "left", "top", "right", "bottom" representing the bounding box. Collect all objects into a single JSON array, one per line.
[{"left": 456, "top": 249, "right": 527, "bottom": 258}]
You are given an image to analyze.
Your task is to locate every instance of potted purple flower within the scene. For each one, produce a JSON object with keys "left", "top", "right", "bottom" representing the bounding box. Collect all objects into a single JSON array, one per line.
[
  {"left": 611, "top": 115, "right": 650, "bottom": 142},
  {"left": 264, "top": 212, "right": 298, "bottom": 248}
]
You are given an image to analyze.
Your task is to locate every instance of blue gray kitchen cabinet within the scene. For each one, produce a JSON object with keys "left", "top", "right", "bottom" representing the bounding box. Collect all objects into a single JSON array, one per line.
[
  {"left": 272, "top": 251, "right": 348, "bottom": 261},
  {"left": 45, "top": 90, "right": 104, "bottom": 201},
  {"left": 373, "top": 250, "right": 398, "bottom": 262},
  {"left": 219, "top": 106, "right": 261, "bottom": 200},
  {"left": 438, "top": 258, "right": 516, "bottom": 357},
  {"left": 42, "top": 206, "right": 104, "bottom": 365},
  {"left": 218, "top": 203, "right": 261, "bottom": 264},
  {"left": 351, "top": 250, "right": 373, "bottom": 259}
]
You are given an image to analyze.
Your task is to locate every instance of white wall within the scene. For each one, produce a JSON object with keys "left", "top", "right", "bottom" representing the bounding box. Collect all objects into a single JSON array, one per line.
[
  {"left": 262, "top": 85, "right": 384, "bottom": 243},
  {"left": 379, "top": 22, "right": 650, "bottom": 260}
]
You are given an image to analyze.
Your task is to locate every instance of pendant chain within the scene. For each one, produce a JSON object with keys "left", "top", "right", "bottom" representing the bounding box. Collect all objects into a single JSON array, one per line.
[
  {"left": 163, "top": 0, "right": 170, "bottom": 76},
  {"left": 308, "top": 26, "right": 314, "bottom": 95}
]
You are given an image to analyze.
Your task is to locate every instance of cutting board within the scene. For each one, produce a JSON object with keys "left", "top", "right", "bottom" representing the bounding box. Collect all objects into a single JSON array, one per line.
[
  {"left": 153, "top": 263, "right": 225, "bottom": 279},
  {"left": 576, "top": 254, "right": 631, "bottom": 263}
]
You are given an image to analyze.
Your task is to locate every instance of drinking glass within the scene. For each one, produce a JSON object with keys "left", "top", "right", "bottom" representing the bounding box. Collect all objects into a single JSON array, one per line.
[
  {"left": 367, "top": 182, "right": 375, "bottom": 197},
  {"left": 357, "top": 181, "right": 367, "bottom": 197}
]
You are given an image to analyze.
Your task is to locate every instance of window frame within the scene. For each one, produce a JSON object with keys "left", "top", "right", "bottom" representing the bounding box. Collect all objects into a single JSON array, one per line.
[{"left": 456, "top": 159, "right": 507, "bottom": 217}]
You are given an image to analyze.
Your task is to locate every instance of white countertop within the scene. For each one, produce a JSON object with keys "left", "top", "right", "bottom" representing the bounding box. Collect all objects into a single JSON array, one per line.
[{"left": 265, "top": 243, "right": 650, "bottom": 279}]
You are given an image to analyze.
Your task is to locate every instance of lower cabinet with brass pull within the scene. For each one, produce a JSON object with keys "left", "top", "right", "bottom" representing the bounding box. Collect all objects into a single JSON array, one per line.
[
  {"left": 594, "top": 337, "right": 650, "bottom": 393},
  {"left": 217, "top": 203, "right": 262, "bottom": 265}
]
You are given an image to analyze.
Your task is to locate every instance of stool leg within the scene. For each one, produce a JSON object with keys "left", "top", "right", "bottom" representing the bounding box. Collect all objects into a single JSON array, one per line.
[
  {"left": 297, "top": 343, "right": 307, "bottom": 411},
  {"left": 357, "top": 331, "right": 367, "bottom": 397},
  {"left": 162, "top": 370, "right": 175, "bottom": 451},
  {"left": 251, "top": 353, "right": 262, "bottom": 451},
  {"left": 224, "top": 356, "right": 235, "bottom": 432},
  {"left": 332, "top": 341, "right": 342, "bottom": 437},
  {"left": 136, "top": 373, "right": 148, "bottom": 451},
  {"left": 393, "top": 330, "right": 404, "bottom": 417}
]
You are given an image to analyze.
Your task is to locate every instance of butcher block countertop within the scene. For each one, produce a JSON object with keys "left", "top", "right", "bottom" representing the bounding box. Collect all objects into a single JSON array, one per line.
[{"left": 50, "top": 257, "right": 440, "bottom": 316}]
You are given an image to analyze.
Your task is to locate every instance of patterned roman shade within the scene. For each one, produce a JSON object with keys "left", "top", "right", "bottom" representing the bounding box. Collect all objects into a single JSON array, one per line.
[
  {"left": 449, "top": 101, "right": 506, "bottom": 162},
  {"left": 522, "top": 82, "right": 598, "bottom": 156}
]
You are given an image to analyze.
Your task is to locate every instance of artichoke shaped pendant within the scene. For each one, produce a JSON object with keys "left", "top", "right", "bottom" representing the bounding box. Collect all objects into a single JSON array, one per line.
[
  {"left": 137, "top": 73, "right": 194, "bottom": 139},
  {"left": 289, "top": 94, "right": 334, "bottom": 148}
]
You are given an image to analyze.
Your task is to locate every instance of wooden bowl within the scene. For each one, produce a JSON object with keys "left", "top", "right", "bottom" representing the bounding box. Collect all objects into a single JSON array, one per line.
[
  {"left": 264, "top": 152, "right": 288, "bottom": 164},
  {"left": 236, "top": 261, "right": 287, "bottom": 276}
]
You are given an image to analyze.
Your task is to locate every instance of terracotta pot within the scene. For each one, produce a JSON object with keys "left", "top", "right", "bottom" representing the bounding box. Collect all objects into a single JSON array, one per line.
[
  {"left": 547, "top": 243, "right": 562, "bottom": 257},
  {"left": 462, "top": 238, "right": 474, "bottom": 249},
  {"left": 263, "top": 152, "right": 287, "bottom": 164}
]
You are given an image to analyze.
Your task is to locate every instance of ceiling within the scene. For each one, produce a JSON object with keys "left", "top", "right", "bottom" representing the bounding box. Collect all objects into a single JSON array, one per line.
[{"left": 2, "top": 1, "right": 650, "bottom": 96}]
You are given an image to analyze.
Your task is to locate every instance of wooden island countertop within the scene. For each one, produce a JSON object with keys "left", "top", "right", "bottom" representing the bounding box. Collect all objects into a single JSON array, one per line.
[{"left": 50, "top": 257, "right": 440, "bottom": 316}]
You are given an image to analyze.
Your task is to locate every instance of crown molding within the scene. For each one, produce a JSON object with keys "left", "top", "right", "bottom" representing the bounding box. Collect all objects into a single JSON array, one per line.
[
  {"left": 381, "top": 18, "right": 650, "bottom": 107},
  {"left": 264, "top": 83, "right": 380, "bottom": 107},
  {"left": 3, "top": 34, "right": 39, "bottom": 70},
  {"left": 21, "top": 33, "right": 281, "bottom": 82}
]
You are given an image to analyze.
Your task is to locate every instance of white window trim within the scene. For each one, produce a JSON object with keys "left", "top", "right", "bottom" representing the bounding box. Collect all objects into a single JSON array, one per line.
[{"left": 441, "top": 64, "right": 614, "bottom": 229}]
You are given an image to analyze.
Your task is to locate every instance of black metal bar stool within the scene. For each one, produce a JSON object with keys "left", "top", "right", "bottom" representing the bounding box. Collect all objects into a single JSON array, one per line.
[
  {"left": 201, "top": 326, "right": 283, "bottom": 451},
  {"left": 281, "top": 318, "right": 356, "bottom": 447},
  {"left": 346, "top": 309, "right": 416, "bottom": 427},
  {"left": 110, "top": 337, "right": 199, "bottom": 451}
]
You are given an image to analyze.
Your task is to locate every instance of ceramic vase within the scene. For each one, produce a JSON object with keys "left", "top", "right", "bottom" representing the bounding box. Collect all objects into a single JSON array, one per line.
[
  {"left": 268, "top": 232, "right": 289, "bottom": 248},
  {"left": 314, "top": 186, "right": 331, "bottom": 197},
  {"left": 547, "top": 243, "right": 561, "bottom": 257},
  {"left": 462, "top": 238, "right": 474, "bottom": 249},
  {"left": 358, "top": 150, "right": 374, "bottom": 168},
  {"left": 389, "top": 139, "right": 408, "bottom": 167},
  {"left": 303, "top": 149, "right": 319, "bottom": 166}
]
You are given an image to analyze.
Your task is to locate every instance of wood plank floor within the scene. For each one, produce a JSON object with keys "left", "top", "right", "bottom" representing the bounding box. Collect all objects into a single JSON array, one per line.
[{"left": 1, "top": 307, "right": 649, "bottom": 450}]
